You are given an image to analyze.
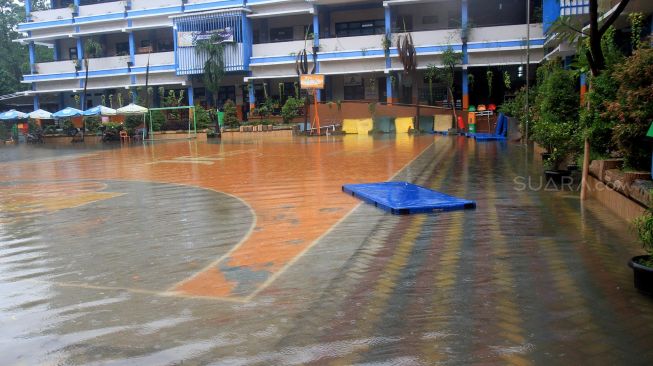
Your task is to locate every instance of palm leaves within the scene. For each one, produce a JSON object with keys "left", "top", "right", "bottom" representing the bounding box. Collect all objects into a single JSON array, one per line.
[
  {"left": 195, "top": 33, "right": 226, "bottom": 106},
  {"left": 396, "top": 32, "right": 416, "bottom": 74}
]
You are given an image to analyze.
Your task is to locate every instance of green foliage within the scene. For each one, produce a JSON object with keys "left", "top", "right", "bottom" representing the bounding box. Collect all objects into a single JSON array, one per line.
[
  {"left": 367, "top": 102, "right": 377, "bottom": 117},
  {"left": 125, "top": 115, "right": 143, "bottom": 133},
  {"left": 281, "top": 97, "right": 305, "bottom": 123},
  {"left": 628, "top": 12, "right": 645, "bottom": 51},
  {"left": 503, "top": 71, "right": 511, "bottom": 90},
  {"left": 0, "top": 122, "right": 9, "bottom": 140},
  {"left": 195, "top": 34, "right": 225, "bottom": 105},
  {"left": 149, "top": 110, "right": 165, "bottom": 131},
  {"left": 486, "top": 70, "right": 493, "bottom": 97},
  {"left": 499, "top": 85, "right": 535, "bottom": 131},
  {"left": 606, "top": 48, "right": 653, "bottom": 170},
  {"left": 27, "top": 120, "right": 39, "bottom": 133},
  {"left": 634, "top": 210, "right": 653, "bottom": 266},
  {"left": 254, "top": 98, "right": 274, "bottom": 120},
  {"left": 531, "top": 60, "right": 581, "bottom": 167},
  {"left": 84, "top": 116, "right": 101, "bottom": 133},
  {"left": 425, "top": 46, "right": 461, "bottom": 106},
  {"left": 222, "top": 99, "right": 239, "bottom": 128},
  {"left": 195, "top": 105, "right": 212, "bottom": 129}
]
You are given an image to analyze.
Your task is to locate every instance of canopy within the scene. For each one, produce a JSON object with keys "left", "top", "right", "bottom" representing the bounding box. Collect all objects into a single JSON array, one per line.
[
  {"left": 0, "top": 109, "right": 28, "bottom": 120},
  {"left": 117, "top": 103, "right": 148, "bottom": 115},
  {"left": 52, "top": 107, "right": 83, "bottom": 118},
  {"left": 28, "top": 109, "right": 53, "bottom": 119},
  {"left": 83, "top": 105, "right": 117, "bottom": 116}
]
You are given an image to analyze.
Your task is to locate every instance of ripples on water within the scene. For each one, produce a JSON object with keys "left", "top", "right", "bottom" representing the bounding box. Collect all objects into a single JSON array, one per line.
[{"left": 1, "top": 136, "right": 652, "bottom": 365}]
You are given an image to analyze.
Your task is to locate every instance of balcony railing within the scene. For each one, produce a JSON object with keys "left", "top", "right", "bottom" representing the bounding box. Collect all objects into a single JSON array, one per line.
[
  {"left": 320, "top": 35, "right": 382, "bottom": 53},
  {"left": 252, "top": 40, "right": 307, "bottom": 59},
  {"left": 29, "top": 7, "right": 73, "bottom": 23},
  {"left": 87, "top": 55, "right": 131, "bottom": 70},
  {"left": 34, "top": 60, "right": 77, "bottom": 75},
  {"left": 134, "top": 51, "right": 174, "bottom": 67},
  {"left": 467, "top": 24, "right": 543, "bottom": 44},
  {"left": 130, "top": 0, "right": 180, "bottom": 10},
  {"left": 78, "top": 1, "right": 126, "bottom": 17}
]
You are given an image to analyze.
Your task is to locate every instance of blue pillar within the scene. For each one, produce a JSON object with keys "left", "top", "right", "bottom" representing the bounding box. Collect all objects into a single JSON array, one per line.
[
  {"left": 248, "top": 80, "right": 255, "bottom": 111},
  {"left": 384, "top": 5, "right": 393, "bottom": 103},
  {"left": 128, "top": 32, "right": 136, "bottom": 65},
  {"left": 53, "top": 40, "right": 59, "bottom": 61},
  {"left": 28, "top": 42, "right": 36, "bottom": 74},
  {"left": 241, "top": 13, "right": 252, "bottom": 71},
  {"left": 73, "top": 0, "right": 80, "bottom": 14},
  {"left": 131, "top": 89, "right": 138, "bottom": 104},
  {"left": 543, "top": 0, "right": 561, "bottom": 34},
  {"left": 461, "top": 0, "right": 469, "bottom": 111},
  {"left": 25, "top": 0, "right": 31, "bottom": 21},
  {"left": 33, "top": 95, "right": 40, "bottom": 111},
  {"left": 187, "top": 85, "right": 194, "bottom": 106},
  {"left": 59, "top": 92, "right": 65, "bottom": 109},
  {"left": 76, "top": 37, "right": 84, "bottom": 61},
  {"left": 313, "top": 7, "right": 321, "bottom": 101}
]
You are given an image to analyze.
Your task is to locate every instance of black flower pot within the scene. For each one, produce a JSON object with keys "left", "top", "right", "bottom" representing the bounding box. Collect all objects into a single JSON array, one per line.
[{"left": 629, "top": 255, "right": 653, "bottom": 295}]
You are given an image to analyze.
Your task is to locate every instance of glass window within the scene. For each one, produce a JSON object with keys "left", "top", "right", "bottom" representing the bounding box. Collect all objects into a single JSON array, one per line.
[
  {"left": 270, "top": 27, "right": 294, "bottom": 42},
  {"left": 68, "top": 47, "right": 78, "bottom": 60},
  {"left": 335, "top": 20, "right": 384, "bottom": 38},
  {"left": 116, "top": 42, "right": 129, "bottom": 56}
]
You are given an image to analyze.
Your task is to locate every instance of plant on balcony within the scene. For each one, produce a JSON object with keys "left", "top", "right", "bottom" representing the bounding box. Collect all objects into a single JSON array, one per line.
[
  {"left": 628, "top": 12, "right": 645, "bottom": 51},
  {"left": 486, "top": 69, "right": 493, "bottom": 98},
  {"left": 195, "top": 33, "right": 225, "bottom": 112},
  {"left": 108, "top": 94, "right": 114, "bottom": 108},
  {"left": 68, "top": 3, "right": 78, "bottom": 15},
  {"left": 381, "top": 33, "right": 392, "bottom": 57},
  {"left": 503, "top": 71, "right": 511, "bottom": 90}
]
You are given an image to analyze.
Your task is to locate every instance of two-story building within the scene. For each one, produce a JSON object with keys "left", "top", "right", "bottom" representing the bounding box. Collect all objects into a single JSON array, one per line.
[{"left": 12, "top": 1, "right": 588, "bottom": 117}]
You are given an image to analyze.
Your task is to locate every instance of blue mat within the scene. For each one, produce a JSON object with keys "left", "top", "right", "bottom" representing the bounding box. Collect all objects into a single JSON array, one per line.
[{"left": 342, "top": 182, "right": 476, "bottom": 214}]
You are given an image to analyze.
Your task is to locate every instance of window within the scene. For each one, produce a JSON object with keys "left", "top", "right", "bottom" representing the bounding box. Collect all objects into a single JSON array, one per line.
[
  {"left": 422, "top": 15, "right": 438, "bottom": 25},
  {"left": 140, "top": 40, "right": 150, "bottom": 48},
  {"left": 392, "top": 15, "right": 413, "bottom": 32},
  {"left": 157, "top": 39, "right": 173, "bottom": 52},
  {"left": 115, "top": 42, "right": 129, "bottom": 56},
  {"left": 270, "top": 27, "right": 293, "bottom": 42},
  {"left": 68, "top": 47, "right": 78, "bottom": 60},
  {"left": 335, "top": 20, "right": 384, "bottom": 37}
]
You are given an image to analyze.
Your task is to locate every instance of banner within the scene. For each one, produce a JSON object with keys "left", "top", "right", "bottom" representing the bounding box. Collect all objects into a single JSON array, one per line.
[
  {"left": 177, "top": 28, "right": 234, "bottom": 47},
  {"left": 300, "top": 74, "right": 325, "bottom": 90}
]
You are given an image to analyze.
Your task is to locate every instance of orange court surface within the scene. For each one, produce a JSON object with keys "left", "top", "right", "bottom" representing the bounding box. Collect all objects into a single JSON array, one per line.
[{"left": 0, "top": 134, "right": 434, "bottom": 301}]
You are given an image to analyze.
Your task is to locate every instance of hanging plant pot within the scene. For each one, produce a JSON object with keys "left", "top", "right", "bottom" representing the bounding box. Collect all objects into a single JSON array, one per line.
[{"left": 629, "top": 256, "right": 653, "bottom": 295}]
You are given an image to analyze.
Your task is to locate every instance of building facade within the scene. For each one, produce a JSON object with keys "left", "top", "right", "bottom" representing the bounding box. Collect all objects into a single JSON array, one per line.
[{"left": 16, "top": 0, "right": 559, "bottom": 115}]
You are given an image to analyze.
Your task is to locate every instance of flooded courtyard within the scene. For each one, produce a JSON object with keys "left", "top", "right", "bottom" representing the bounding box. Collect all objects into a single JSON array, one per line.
[{"left": 1, "top": 134, "right": 652, "bottom": 365}]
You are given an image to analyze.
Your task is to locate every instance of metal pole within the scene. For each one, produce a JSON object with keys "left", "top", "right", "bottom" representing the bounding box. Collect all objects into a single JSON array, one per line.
[{"left": 525, "top": 0, "right": 531, "bottom": 144}]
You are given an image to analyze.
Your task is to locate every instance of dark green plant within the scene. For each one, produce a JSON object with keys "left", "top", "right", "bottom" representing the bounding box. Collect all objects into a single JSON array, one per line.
[
  {"left": 195, "top": 105, "right": 212, "bottom": 129},
  {"left": 633, "top": 209, "right": 653, "bottom": 267},
  {"left": 531, "top": 60, "right": 581, "bottom": 168},
  {"left": 0, "top": 123, "right": 9, "bottom": 140},
  {"left": 149, "top": 110, "right": 165, "bottom": 131},
  {"left": 606, "top": 48, "right": 653, "bottom": 170},
  {"left": 281, "top": 97, "right": 305, "bottom": 123},
  {"left": 222, "top": 99, "right": 239, "bottom": 128},
  {"left": 628, "top": 12, "right": 645, "bottom": 51},
  {"left": 125, "top": 115, "right": 143, "bottom": 133},
  {"left": 486, "top": 70, "right": 493, "bottom": 97},
  {"left": 499, "top": 85, "right": 535, "bottom": 133},
  {"left": 368, "top": 102, "right": 377, "bottom": 117},
  {"left": 84, "top": 116, "right": 101, "bottom": 133},
  {"left": 195, "top": 34, "right": 225, "bottom": 107}
]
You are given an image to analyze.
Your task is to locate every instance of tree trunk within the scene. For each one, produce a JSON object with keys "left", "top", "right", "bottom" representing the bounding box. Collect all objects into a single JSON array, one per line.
[{"left": 580, "top": 138, "right": 591, "bottom": 200}]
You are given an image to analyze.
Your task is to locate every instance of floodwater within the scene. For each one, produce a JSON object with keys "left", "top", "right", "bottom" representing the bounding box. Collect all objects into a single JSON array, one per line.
[{"left": 0, "top": 134, "right": 652, "bottom": 365}]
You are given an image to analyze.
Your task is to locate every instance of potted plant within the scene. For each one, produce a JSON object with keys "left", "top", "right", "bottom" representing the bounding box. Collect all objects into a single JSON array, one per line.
[{"left": 630, "top": 210, "right": 653, "bottom": 295}]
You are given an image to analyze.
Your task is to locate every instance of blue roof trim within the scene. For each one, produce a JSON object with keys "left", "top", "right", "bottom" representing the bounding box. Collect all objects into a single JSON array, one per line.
[
  {"left": 17, "top": 18, "right": 73, "bottom": 31},
  {"left": 127, "top": 6, "right": 182, "bottom": 18},
  {"left": 74, "top": 12, "right": 125, "bottom": 24},
  {"left": 24, "top": 64, "right": 176, "bottom": 82},
  {"left": 24, "top": 72, "right": 78, "bottom": 81},
  {"left": 183, "top": 0, "right": 243, "bottom": 12}
]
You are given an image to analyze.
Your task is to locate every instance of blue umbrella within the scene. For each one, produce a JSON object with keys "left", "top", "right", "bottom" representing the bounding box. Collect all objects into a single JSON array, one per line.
[
  {"left": 83, "top": 105, "right": 117, "bottom": 116},
  {"left": 52, "top": 107, "right": 83, "bottom": 119},
  {"left": 0, "top": 109, "right": 28, "bottom": 120}
]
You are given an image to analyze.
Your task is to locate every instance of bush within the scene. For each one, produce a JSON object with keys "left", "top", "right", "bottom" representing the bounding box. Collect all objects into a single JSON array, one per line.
[
  {"left": 281, "top": 97, "right": 305, "bottom": 123},
  {"left": 222, "top": 99, "right": 239, "bottom": 128},
  {"left": 0, "top": 123, "right": 9, "bottom": 140},
  {"left": 84, "top": 116, "right": 101, "bottom": 133},
  {"left": 531, "top": 61, "right": 581, "bottom": 168},
  {"left": 606, "top": 48, "right": 653, "bottom": 170},
  {"left": 499, "top": 85, "right": 535, "bottom": 133},
  {"left": 634, "top": 209, "right": 653, "bottom": 267},
  {"left": 149, "top": 110, "right": 165, "bottom": 131},
  {"left": 195, "top": 105, "right": 212, "bottom": 129}
]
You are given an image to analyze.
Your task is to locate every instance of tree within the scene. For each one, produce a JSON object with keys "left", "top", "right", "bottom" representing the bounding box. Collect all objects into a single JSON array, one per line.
[
  {"left": 548, "top": 0, "right": 632, "bottom": 199},
  {"left": 80, "top": 38, "right": 102, "bottom": 140},
  {"left": 195, "top": 33, "right": 225, "bottom": 109}
]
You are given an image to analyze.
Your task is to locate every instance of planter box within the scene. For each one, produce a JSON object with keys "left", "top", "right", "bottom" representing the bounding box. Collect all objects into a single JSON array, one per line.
[
  {"left": 629, "top": 179, "right": 653, "bottom": 207},
  {"left": 589, "top": 159, "right": 624, "bottom": 180},
  {"left": 604, "top": 169, "right": 628, "bottom": 194}
]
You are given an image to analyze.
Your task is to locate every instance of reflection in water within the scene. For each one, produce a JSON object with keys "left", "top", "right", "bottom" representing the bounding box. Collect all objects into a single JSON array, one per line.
[{"left": 0, "top": 135, "right": 652, "bottom": 365}]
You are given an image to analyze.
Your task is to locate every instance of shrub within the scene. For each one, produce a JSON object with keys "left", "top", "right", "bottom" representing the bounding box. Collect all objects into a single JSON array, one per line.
[
  {"left": 531, "top": 61, "right": 581, "bottom": 168},
  {"left": 149, "top": 110, "right": 165, "bottom": 131},
  {"left": 84, "top": 116, "right": 101, "bottom": 133},
  {"left": 281, "top": 97, "right": 305, "bottom": 123},
  {"left": 499, "top": 85, "right": 535, "bottom": 133},
  {"left": 606, "top": 48, "right": 653, "bottom": 170},
  {"left": 222, "top": 99, "right": 239, "bottom": 128},
  {"left": 634, "top": 209, "right": 653, "bottom": 267},
  {"left": 195, "top": 105, "right": 212, "bottom": 129},
  {"left": 0, "top": 123, "right": 9, "bottom": 140},
  {"left": 124, "top": 115, "right": 143, "bottom": 134}
]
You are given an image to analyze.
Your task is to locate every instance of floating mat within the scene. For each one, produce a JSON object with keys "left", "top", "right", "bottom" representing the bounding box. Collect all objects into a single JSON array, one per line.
[
  {"left": 343, "top": 118, "right": 373, "bottom": 134},
  {"left": 434, "top": 114, "right": 452, "bottom": 132},
  {"left": 395, "top": 117, "right": 414, "bottom": 133},
  {"left": 342, "top": 181, "right": 476, "bottom": 214}
]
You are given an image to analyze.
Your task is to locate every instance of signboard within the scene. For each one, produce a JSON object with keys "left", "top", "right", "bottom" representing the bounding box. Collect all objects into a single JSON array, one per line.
[
  {"left": 177, "top": 28, "right": 234, "bottom": 47},
  {"left": 300, "top": 74, "right": 325, "bottom": 90}
]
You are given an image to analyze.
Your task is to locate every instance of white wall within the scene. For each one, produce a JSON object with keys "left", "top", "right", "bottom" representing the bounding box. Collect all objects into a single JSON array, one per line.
[
  {"left": 252, "top": 40, "right": 307, "bottom": 58},
  {"left": 392, "top": 1, "right": 461, "bottom": 32},
  {"left": 78, "top": 1, "right": 125, "bottom": 17},
  {"left": 468, "top": 24, "right": 543, "bottom": 43},
  {"left": 35, "top": 60, "right": 77, "bottom": 74},
  {"left": 320, "top": 34, "right": 381, "bottom": 52}
]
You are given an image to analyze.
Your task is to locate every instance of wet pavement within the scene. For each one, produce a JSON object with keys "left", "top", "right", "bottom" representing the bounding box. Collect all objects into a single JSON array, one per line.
[{"left": 0, "top": 135, "right": 652, "bottom": 365}]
